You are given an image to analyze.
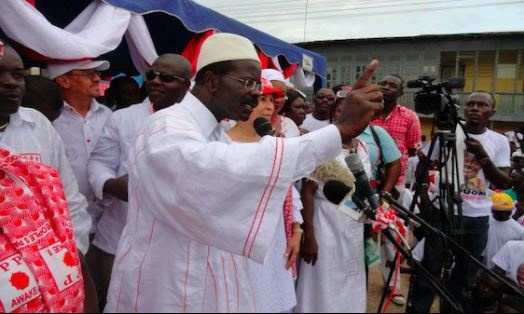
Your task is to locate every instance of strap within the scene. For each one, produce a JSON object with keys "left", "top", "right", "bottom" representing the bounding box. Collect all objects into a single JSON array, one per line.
[{"left": 370, "top": 125, "right": 383, "bottom": 164}]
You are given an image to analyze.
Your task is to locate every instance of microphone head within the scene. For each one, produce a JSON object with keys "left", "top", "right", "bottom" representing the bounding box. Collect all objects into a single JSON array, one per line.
[
  {"left": 345, "top": 153, "right": 365, "bottom": 174},
  {"left": 323, "top": 180, "right": 352, "bottom": 205},
  {"left": 253, "top": 117, "right": 274, "bottom": 137}
]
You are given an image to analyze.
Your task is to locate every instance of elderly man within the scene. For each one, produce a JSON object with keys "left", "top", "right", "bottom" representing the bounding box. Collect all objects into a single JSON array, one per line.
[
  {"left": 0, "top": 41, "right": 91, "bottom": 255},
  {"left": 105, "top": 33, "right": 383, "bottom": 312},
  {"left": 86, "top": 54, "right": 192, "bottom": 310},
  {"left": 49, "top": 59, "right": 113, "bottom": 237}
]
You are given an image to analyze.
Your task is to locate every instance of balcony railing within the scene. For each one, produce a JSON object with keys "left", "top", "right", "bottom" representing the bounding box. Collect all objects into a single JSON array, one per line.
[{"left": 401, "top": 92, "right": 524, "bottom": 122}]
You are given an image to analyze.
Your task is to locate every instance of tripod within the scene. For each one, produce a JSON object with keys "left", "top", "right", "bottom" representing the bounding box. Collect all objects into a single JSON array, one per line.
[{"left": 406, "top": 112, "right": 468, "bottom": 313}]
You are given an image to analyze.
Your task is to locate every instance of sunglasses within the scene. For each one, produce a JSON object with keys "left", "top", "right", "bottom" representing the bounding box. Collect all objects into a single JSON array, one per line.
[
  {"left": 67, "top": 70, "right": 101, "bottom": 80},
  {"left": 315, "top": 94, "right": 335, "bottom": 102},
  {"left": 145, "top": 70, "right": 190, "bottom": 84}
]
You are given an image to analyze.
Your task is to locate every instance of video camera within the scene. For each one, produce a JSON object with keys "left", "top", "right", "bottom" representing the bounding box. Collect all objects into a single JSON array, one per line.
[{"left": 407, "top": 76, "right": 465, "bottom": 130}]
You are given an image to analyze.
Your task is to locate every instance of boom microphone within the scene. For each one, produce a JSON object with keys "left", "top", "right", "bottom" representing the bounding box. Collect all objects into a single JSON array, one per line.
[
  {"left": 323, "top": 180, "right": 365, "bottom": 221},
  {"left": 323, "top": 180, "right": 352, "bottom": 204},
  {"left": 345, "top": 153, "right": 380, "bottom": 210},
  {"left": 254, "top": 117, "right": 274, "bottom": 137}
]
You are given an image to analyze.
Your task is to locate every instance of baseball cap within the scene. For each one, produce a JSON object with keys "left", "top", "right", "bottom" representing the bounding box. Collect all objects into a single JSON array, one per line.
[
  {"left": 47, "top": 59, "right": 110, "bottom": 80},
  {"left": 491, "top": 191, "right": 515, "bottom": 211}
]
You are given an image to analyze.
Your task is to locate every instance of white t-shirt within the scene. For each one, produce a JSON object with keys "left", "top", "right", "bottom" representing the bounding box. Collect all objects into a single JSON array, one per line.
[
  {"left": 431, "top": 129, "right": 511, "bottom": 217},
  {"left": 491, "top": 240, "right": 524, "bottom": 284},
  {"left": 459, "top": 130, "right": 511, "bottom": 217},
  {"left": 281, "top": 116, "right": 301, "bottom": 138},
  {"left": 301, "top": 114, "right": 330, "bottom": 132},
  {"left": 405, "top": 156, "right": 419, "bottom": 186},
  {"left": 485, "top": 217, "right": 524, "bottom": 269}
]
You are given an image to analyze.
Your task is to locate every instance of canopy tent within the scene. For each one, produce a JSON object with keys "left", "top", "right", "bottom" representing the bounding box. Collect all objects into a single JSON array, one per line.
[{"left": 0, "top": 0, "right": 326, "bottom": 88}]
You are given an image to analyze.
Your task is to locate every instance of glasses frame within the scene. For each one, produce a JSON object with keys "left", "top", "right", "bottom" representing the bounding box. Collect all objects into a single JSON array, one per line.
[
  {"left": 225, "top": 75, "right": 262, "bottom": 92},
  {"left": 145, "top": 70, "right": 190, "bottom": 84}
]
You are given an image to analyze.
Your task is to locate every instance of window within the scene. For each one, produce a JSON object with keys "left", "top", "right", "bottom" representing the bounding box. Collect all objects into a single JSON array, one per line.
[
  {"left": 387, "top": 64, "right": 401, "bottom": 76},
  {"left": 326, "top": 66, "right": 337, "bottom": 88},
  {"left": 440, "top": 51, "right": 457, "bottom": 80},
  {"left": 340, "top": 65, "right": 351, "bottom": 85},
  {"left": 476, "top": 51, "right": 495, "bottom": 91},
  {"left": 404, "top": 64, "right": 419, "bottom": 82},
  {"left": 496, "top": 50, "right": 518, "bottom": 92},
  {"left": 458, "top": 51, "right": 475, "bottom": 91}
]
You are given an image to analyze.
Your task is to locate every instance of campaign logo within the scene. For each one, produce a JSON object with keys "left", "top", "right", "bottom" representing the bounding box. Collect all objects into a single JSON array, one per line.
[
  {"left": 0, "top": 254, "right": 40, "bottom": 312},
  {"left": 39, "top": 243, "right": 81, "bottom": 292}
]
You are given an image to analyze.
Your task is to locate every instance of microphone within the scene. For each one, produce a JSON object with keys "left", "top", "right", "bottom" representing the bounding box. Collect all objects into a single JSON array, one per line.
[
  {"left": 326, "top": 176, "right": 422, "bottom": 228},
  {"left": 254, "top": 117, "right": 274, "bottom": 137},
  {"left": 345, "top": 153, "right": 380, "bottom": 210},
  {"left": 323, "top": 180, "right": 365, "bottom": 222}
]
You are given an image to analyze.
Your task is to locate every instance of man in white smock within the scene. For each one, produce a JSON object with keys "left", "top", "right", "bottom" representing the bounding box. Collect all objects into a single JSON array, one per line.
[{"left": 105, "top": 33, "right": 384, "bottom": 313}]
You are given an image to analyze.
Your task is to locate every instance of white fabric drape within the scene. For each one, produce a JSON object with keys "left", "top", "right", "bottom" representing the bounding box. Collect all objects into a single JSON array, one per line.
[
  {"left": 290, "top": 66, "right": 317, "bottom": 89},
  {"left": 0, "top": 0, "right": 157, "bottom": 70},
  {"left": 125, "top": 15, "right": 159, "bottom": 73}
]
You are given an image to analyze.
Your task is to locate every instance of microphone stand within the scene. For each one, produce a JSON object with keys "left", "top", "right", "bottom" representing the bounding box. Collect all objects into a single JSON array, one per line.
[
  {"left": 381, "top": 192, "right": 524, "bottom": 299},
  {"left": 351, "top": 196, "right": 464, "bottom": 313}
]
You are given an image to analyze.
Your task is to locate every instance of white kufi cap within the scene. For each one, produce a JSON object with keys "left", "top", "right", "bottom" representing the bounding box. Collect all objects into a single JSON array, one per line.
[{"left": 196, "top": 33, "right": 260, "bottom": 73}]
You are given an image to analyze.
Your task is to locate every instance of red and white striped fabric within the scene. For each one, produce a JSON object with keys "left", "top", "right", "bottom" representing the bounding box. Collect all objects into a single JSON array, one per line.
[
  {"left": 0, "top": 0, "right": 157, "bottom": 73},
  {"left": 0, "top": 149, "right": 84, "bottom": 313}
]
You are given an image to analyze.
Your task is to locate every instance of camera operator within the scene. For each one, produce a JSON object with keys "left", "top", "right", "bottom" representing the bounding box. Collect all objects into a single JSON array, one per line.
[{"left": 408, "top": 91, "right": 511, "bottom": 313}]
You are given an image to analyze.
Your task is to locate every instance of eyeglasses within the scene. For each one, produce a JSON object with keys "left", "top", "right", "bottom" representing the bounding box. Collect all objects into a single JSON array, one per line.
[
  {"left": 315, "top": 94, "right": 335, "bottom": 102},
  {"left": 224, "top": 75, "right": 262, "bottom": 92},
  {"left": 67, "top": 70, "right": 101, "bottom": 80},
  {"left": 145, "top": 70, "right": 190, "bottom": 84}
]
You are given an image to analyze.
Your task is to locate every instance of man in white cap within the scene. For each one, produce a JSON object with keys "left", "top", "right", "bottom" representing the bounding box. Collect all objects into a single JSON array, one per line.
[
  {"left": 105, "top": 32, "right": 383, "bottom": 312},
  {"left": 48, "top": 59, "right": 113, "bottom": 238}
]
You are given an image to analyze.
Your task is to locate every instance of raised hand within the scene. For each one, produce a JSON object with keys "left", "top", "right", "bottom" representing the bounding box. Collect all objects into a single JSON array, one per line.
[
  {"left": 336, "top": 60, "right": 383, "bottom": 142},
  {"left": 465, "top": 137, "right": 488, "bottom": 159}
]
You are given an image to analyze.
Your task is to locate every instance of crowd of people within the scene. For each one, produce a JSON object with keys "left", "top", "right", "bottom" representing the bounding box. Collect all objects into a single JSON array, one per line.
[{"left": 0, "top": 32, "right": 523, "bottom": 313}]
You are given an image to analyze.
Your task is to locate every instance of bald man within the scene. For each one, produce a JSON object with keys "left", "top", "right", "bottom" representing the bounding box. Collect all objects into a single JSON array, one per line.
[
  {"left": 86, "top": 54, "right": 192, "bottom": 310},
  {"left": 301, "top": 87, "right": 336, "bottom": 131}
]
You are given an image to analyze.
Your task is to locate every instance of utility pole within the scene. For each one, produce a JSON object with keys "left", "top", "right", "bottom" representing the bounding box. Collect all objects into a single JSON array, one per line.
[{"left": 303, "top": 0, "right": 309, "bottom": 42}]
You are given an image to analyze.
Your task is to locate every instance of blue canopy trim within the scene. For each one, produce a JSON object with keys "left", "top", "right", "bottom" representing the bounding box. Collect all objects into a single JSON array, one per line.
[{"left": 102, "top": 0, "right": 326, "bottom": 78}]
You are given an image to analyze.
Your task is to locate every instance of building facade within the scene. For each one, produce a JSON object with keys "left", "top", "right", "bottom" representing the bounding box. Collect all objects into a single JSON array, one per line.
[{"left": 300, "top": 33, "right": 524, "bottom": 135}]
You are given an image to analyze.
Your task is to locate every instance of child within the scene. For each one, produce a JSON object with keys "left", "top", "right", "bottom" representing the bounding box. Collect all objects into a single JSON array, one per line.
[{"left": 485, "top": 192, "right": 524, "bottom": 269}]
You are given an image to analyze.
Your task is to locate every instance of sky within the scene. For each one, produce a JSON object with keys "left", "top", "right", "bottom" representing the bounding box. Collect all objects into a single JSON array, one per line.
[{"left": 193, "top": 0, "right": 524, "bottom": 43}]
